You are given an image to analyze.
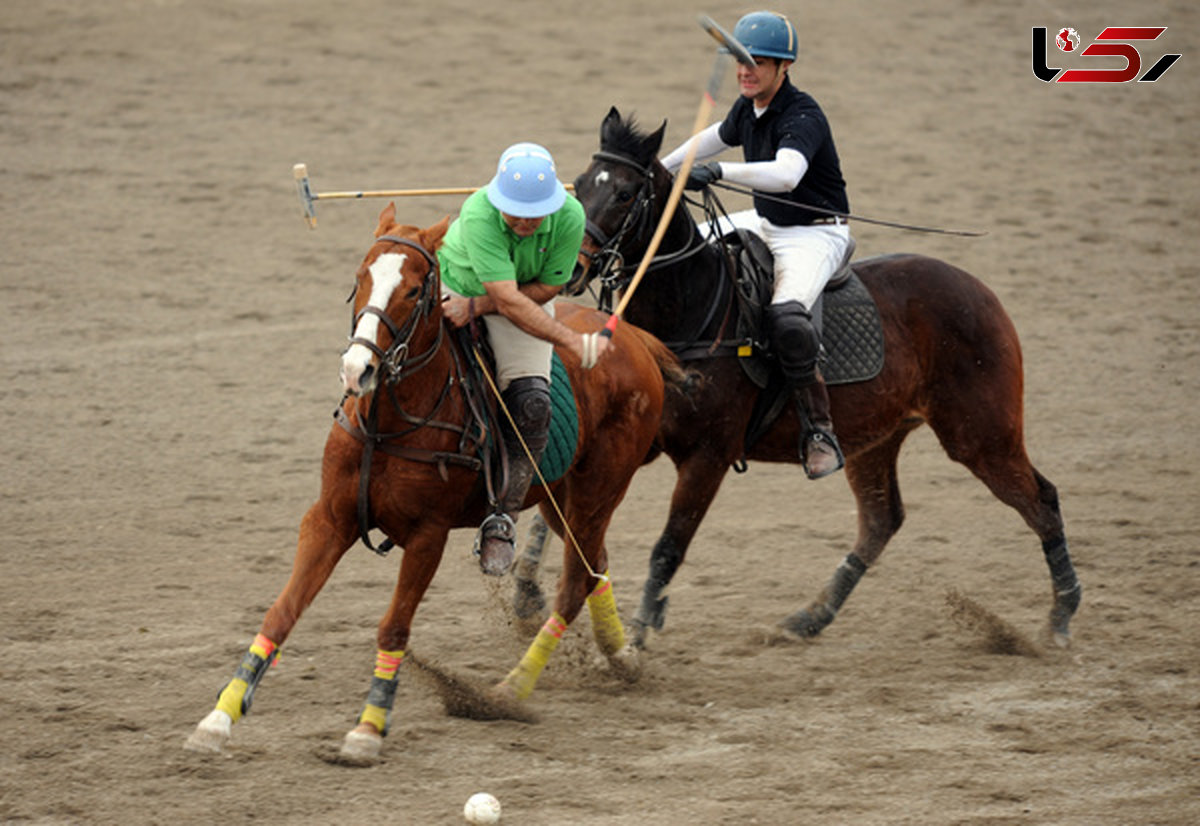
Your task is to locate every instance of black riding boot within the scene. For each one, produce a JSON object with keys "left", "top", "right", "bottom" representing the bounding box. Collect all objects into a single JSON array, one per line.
[
  {"left": 477, "top": 376, "right": 551, "bottom": 576},
  {"left": 768, "top": 300, "right": 845, "bottom": 480},
  {"left": 795, "top": 373, "right": 844, "bottom": 480}
]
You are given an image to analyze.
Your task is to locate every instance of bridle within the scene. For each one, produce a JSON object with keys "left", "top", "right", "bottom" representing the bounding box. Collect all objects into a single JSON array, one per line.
[
  {"left": 345, "top": 233, "right": 444, "bottom": 383},
  {"left": 579, "top": 151, "right": 708, "bottom": 309},
  {"left": 580, "top": 151, "right": 750, "bottom": 366},
  {"left": 338, "top": 232, "right": 487, "bottom": 555}
]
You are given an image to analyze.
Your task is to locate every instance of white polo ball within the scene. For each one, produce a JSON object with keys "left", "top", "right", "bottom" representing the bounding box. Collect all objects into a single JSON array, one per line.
[{"left": 463, "top": 792, "right": 502, "bottom": 824}]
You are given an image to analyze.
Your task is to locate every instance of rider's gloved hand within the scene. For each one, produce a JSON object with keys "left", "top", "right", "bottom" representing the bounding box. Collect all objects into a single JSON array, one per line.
[{"left": 684, "top": 162, "right": 722, "bottom": 191}]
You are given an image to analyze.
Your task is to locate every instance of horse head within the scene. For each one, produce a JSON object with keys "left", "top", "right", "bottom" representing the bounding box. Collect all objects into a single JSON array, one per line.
[
  {"left": 566, "top": 107, "right": 669, "bottom": 297},
  {"left": 340, "top": 203, "right": 451, "bottom": 397}
]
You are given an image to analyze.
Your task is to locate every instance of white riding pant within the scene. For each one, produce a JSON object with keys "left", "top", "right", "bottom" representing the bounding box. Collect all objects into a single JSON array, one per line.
[
  {"left": 445, "top": 288, "right": 555, "bottom": 392},
  {"left": 707, "top": 209, "right": 853, "bottom": 312}
]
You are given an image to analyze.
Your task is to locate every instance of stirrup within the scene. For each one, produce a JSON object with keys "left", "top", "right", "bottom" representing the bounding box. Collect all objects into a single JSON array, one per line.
[
  {"left": 802, "top": 430, "right": 844, "bottom": 480},
  {"left": 474, "top": 513, "right": 516, "bottom": 557},
  {"left": 474, "top": 512, "right": 518, "bottom": 576}
]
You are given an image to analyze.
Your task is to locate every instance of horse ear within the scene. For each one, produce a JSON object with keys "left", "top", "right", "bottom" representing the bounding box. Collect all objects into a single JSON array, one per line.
[
  {"left": 600, "top": 106, "right": 621, "bottom": 145},
  {"left": 424, "top": 215, "right": 452, "bottom": 251},
  {"left": 375, "top": 202, "right": 397, "bottom": 238},
  {"left": 647, "top": 119, "right": 667, "bottom": 158}
]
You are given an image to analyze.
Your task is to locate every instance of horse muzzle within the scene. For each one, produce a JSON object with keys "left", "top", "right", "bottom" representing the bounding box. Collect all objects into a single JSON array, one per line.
[{"left": 341, "top": 350, "right": 379, "bottom": 397}]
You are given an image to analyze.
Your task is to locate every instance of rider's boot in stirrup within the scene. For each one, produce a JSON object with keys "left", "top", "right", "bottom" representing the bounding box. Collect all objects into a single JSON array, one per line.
[
  {"left": 477, "top": 376, "right": 551, "bottom": 575},
  {"left": 796, "top": 374, "right": 844, "bottom": 480}
]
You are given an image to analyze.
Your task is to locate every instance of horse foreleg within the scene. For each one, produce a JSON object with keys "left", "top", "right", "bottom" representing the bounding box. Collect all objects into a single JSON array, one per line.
[
  {"left": 185, "top": 499, "right": 355, "bottom": 753},
  {"left": 633, "top": 459, "right": 730, "bottom": 648},
  {"left": 342, "top": 525, "right": 448, "bottom": 760},
  {"left": 511, "top": 510, "right": 553, "bottom": 620},
  {"left": 780, "top": 429, "right": 910, "bottom": 638}
]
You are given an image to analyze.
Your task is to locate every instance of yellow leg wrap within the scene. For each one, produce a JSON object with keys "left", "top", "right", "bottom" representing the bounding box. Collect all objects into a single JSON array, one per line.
[
  {"left": 357, "top": 648, "right": 405, "bottom": 735},
  {"left": 213, "top": 634, "right": 280, "bottom": 723},
  {"left": 359, "top": 703, "right": 389, "bottom": 734},
  {"left": 502, "top": 613, "right": 567, "bottom": 700},
  {"left": 214, "top": 677, "right": 249, "bottom": 722},
  {"left": 587, "top": 574, "right": 626, "bottom": 655},
  {"left": 373, "top": 648, "right": 406, "bottom": 680}
]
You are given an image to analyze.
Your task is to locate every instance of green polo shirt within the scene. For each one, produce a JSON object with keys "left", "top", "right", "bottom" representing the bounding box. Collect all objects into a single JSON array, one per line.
[{"left": 437, "top": 187, "right": 585, "bottom": 298}]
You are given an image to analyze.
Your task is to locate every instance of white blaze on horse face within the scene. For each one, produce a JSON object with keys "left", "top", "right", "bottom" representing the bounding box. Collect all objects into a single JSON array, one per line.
[
  {"left": 341, "top": 252, "right": 406, "bottom": 394},
  {"left": 593, "top": 170, "right": 610, "bottom": 187}
]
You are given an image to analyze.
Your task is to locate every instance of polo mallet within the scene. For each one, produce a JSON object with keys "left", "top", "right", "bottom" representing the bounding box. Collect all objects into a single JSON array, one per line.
[
  {"left": 599, "top": 15, "right": 755, "bottom": 339},
  {"left": 292, "top": 163, "right": 575, "bottom": 229}
]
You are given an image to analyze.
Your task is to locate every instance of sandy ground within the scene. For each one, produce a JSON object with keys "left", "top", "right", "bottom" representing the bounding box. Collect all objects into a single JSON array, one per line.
[{"left": 2, "top": 1, "right": 1198, "bottom": 823}]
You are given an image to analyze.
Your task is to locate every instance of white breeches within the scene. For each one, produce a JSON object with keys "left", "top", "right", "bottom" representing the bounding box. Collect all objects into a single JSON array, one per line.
[{"left": 706, "top": 209, "right": 853, "bottom": 311}]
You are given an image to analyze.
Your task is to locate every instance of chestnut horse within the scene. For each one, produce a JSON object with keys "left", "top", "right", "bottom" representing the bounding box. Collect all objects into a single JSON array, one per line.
[
  {"left": 186, "top": 203, "right": 678, "bottom": 760},
  {"left": 514, "top": 108, "right": 1081, "bottom": 649}
]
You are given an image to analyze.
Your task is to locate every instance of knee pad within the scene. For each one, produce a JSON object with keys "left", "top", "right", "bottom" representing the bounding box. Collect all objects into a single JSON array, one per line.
[
  {"left": 502, "top": 377, "right": 551, "bottom": 448},
  {"left": 768, "top": 301, "right": 820, "bottom": 383}
]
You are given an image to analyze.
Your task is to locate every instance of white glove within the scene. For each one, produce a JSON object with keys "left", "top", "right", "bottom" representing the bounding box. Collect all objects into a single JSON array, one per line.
[{"left": 580, "top": 332, "right": 601, "bottom": 369}]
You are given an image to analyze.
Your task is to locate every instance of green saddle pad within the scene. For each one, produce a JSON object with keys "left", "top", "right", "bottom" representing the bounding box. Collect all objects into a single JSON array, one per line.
[{"left": 538, "top": 352, "right": 578, "bottom": 484}]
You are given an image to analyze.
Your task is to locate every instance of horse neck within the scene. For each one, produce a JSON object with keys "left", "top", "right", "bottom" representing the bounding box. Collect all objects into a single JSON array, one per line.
[{"left": 622, "top": 204, "right": 725, "bottom": 340}]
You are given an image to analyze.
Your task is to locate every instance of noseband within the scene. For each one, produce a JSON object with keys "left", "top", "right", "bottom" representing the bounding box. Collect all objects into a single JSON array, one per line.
[{"left": 346, "top": 234, "right": 443, "bottom": 382}]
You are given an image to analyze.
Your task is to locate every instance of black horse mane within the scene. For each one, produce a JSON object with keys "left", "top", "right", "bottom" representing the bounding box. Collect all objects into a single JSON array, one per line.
[{"left": 600, "top": 111, "right": 660, "bottom": 168}]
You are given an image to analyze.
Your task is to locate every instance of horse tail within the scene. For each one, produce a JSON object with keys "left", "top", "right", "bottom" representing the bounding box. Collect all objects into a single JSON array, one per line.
[{"left": 624, "top": 323, "right": 698, "bottom": 397}]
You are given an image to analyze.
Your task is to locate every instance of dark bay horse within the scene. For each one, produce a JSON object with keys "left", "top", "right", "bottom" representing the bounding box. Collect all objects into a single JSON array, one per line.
[
  {"left": 516, "top": 108, "right": 1081, "bottom": 649},
  {"left": 186, "top": 203, "right": 679, "bottom": 760}
]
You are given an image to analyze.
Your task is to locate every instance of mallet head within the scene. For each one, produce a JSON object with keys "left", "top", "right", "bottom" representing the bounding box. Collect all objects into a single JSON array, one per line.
[
  {"left": 293, "top": 163, "right": 317, "bottom": 229},
  {"left": 697, "top": 15, "right": 756, "bottom": 68}
]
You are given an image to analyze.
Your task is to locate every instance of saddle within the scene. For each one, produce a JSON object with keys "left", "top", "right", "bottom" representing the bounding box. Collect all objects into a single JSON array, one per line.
[
  {"left": 459, "top": 327, "right": 580, "bottom": 489},
  {"left": 727, "top": 228, "right": 884, "bottom": 388},
  {"left": 718, "top": 229, "right": 886, "bottom": 462}
]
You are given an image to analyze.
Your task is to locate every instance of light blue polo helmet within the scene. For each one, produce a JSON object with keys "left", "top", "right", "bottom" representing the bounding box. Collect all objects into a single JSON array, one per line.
[
  {"left": 733, "top": 11, "right": 798, "bottom": 61},
  {"left": 486, "top": 142, "right": 568, "bottom": 218}
]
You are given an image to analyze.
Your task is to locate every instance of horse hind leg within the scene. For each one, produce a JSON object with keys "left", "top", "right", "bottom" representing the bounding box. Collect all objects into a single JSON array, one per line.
[
  {"left": 958, "top": 449, "right": 1080, "bottom": 646},
  {"left": 586, "top": 573, "right": 641, "bottom": 682},
  {"left": 930, "top": 403, "right": 1081, "bottom": 645},
  {"left": 1035, "top": 472, "right": 1081, "bottom": 645},
  {"left": 511, "top": 510, "right": 554, "bottom": 620},
  {"left": 780, "top": 426, "right": 912, "bottom": 638},
  {"left": 498, "top": 507, "right": 635, "bottom": 699}
]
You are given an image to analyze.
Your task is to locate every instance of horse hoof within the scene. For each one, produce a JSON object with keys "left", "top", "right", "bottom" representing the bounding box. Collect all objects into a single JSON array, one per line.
[
  {"left": 340, "top": 726, "right": 382, "bottom": 761},
  {"left": 606, "top": 643, "right": 642, "bottom": 683},
  {"left": 778, "top": 608, "right": 829, "bottom": 638},
  {"left": 184, "top": 709, "right": 232, "bottom": 753}
]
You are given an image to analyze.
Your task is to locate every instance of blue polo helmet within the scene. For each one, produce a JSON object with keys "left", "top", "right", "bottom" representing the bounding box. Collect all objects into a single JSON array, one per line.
[
  {"left": 486, "top": 142, "right": 568, "bottom": 218},
  {"left": 733, "top": 11, "right": 798, "bottom": 61}
]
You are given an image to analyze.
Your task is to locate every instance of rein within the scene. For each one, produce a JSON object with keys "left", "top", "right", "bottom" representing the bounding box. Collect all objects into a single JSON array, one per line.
[
  {"left": 337, "top": 233, "right": 489, "bottom": 555},
  {"left": 584, "top": 151, "right": 749, "bottom": 360}
]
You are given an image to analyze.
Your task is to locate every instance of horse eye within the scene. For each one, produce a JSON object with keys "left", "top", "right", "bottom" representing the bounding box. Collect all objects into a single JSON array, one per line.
[
  {"left": 404, "top": 286, "right": 420, "bottom": 300},
  {"left": 617, "top": 190, "right": 634, "bottom": 204}
]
